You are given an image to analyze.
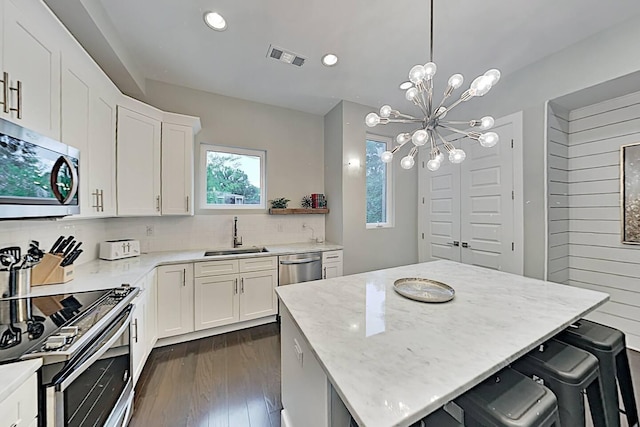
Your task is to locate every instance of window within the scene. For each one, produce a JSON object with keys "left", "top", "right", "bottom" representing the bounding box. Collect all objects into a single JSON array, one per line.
[
  {"left": 366, "top": 134, "right": 393, "bottom": 228},
  {"left": 199, "top": 144, "right": 266, "bottom": 209}
]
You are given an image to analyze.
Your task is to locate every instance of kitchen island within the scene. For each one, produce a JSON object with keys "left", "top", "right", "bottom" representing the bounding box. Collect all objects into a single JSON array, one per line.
[{"left": 275, "top": 260, "right": 609, "bottom": 427}]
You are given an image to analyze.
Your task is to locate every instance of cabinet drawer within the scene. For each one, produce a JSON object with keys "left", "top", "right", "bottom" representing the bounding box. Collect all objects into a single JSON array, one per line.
[
  {"left": 0, "top": 373, "right": 38, "bottom": 425},
  {"left": 239, "top": 256, "right": 277, "bottom": 272},
  {"left": 195, "top": 259, "right": 239, "bottom": 277},
  {"left": 322, "top": 250, "right": 343, "bottom": 263}
]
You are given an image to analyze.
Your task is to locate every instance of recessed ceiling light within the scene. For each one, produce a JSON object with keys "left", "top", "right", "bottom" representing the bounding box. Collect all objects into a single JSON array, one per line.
[
  {"left": 399, "top": 81, "right": 413, "bottom": 90},
  {"left": 322, "top": 53, "right": 338, "bottom": 67},
  {"left": 203, "top": 11, "right": 227, "bottom": 31}
]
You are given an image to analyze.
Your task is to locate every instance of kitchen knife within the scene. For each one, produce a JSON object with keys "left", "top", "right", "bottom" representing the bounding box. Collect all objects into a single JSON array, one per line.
[
  {"left": 61, "top": 249, "right": 82, "bottom": 267},
  {"left": 55, "top": 236, "right": 74, "bottom": 255},
  {"left": 63, "top": 240, "right": 76, "bottom": 257},
  {"left": 50, "top": 236, "right": 65, "bottom": 253}
]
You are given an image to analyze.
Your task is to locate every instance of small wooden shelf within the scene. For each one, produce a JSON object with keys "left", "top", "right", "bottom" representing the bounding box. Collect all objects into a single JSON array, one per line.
[{"left": 268, "top": 208, "right": 330, "bottom": 215}]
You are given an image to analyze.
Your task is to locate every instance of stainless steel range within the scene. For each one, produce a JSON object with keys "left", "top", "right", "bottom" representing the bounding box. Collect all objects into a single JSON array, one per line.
[{"left": 0, "top": 285, "right": 138, "bottom": 427}]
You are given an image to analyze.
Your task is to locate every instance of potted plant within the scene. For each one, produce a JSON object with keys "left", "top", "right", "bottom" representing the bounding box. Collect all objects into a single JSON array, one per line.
[{"left": 269, "top": 197, "right": 290, "bottom": 209}]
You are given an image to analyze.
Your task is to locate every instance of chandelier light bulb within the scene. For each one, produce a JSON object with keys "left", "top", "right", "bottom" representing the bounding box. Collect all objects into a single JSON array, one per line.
[
  {"left": 424, "top": 62, "right": 437, "bottom": 78},
  {"left": 484, "top": 69, "right": 501, "bottom": 86},
  {"left": 449, "top": 149, "right": 466, "bottom": 164},
  {"left": 396, "top": 133, "right": 411, "bottom": 144},
  {"left": 436, "top": 152, "right": 445, "bottom": 163},
  {"left": 400, "top": 155, "right": 415, "bottom": 169},
  {"left": 365, "top": 112, "right": 380, "bottom": 127},
  {"left": 409, "top": 65, "right": 427, "bottom": 84},
  {"left": 479, "top": 132, "right": 499, "bottom": 148},
  {"left": 436, "top": 106, "right": 447, "bottom": 119},
  {"left": 405, "top": 87, "right": 419, "bottom": 101},
  {"left": 399, "top": 81, "right": 413, "bottom": 90},
  {"left": 412, "top": 129, "right": 429, "bottom": 146},
  {"left": 379, "top": 105, "right": 393, "bottom": 118},
  {"left": 448, "top": 74, "right": 464, "bottom": 89},
  {"left": 470, "top": 75, "right": 493, "bottom": 97},
  {"left": 427, "top": 159, "right": 441, "bottom": 171},
  {"left": 479, "top": 116, "right": 495, "bottom": 130},
  {"left": 380, "top": 151, "right": 394, "bottom": 163}
]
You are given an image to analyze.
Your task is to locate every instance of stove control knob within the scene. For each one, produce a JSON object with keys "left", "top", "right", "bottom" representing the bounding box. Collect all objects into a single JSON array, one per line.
[
  {"left": 59, "top": 326, "right": 79, "bottom": 339},
  {"left": 44, "top": 335, "right": 67, "bottom": 351}
]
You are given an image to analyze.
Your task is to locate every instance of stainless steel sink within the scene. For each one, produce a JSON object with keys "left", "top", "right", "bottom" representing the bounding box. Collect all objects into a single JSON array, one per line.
[{"left": 203, "top": 247, "right": 269, "bottom": 257}]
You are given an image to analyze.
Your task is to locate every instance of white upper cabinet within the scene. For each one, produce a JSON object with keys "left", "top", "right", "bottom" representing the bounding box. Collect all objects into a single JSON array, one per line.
[
  {"left": 1, "top": 0, "right": 61, "bottom": 139},
  {"left": 116, "top": 104, "right": 162, "bottom": 216},
  {"left": 161, "top": 122, "right": 194, "bottom": 215}
]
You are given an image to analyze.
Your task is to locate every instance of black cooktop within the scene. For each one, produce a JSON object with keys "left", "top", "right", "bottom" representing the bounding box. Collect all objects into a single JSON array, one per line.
[{"left": 0, "top": 289, "right": 111, "bottom": 364}]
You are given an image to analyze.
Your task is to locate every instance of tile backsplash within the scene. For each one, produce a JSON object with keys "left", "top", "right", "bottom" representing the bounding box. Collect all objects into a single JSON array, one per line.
[{"left": 0, "top": 214, "right": 325, "bottom": 266}]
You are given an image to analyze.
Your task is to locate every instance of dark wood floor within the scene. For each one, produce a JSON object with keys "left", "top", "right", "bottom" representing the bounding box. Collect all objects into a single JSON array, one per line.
[
  {"left": 129, "top": 323, "right": 640, "bottom": 427},
  {"left": 129, "top": 323, "right": 282, "bottom": 427}
]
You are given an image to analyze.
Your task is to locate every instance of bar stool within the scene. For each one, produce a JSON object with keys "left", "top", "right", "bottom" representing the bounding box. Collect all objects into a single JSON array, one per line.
[
  {"left": 455, "top": 367, "right": 561, "bottom": 427},
  {"left": 512, "top": 339, "right": 607, "bottom": 427},
  {"left": 557, "top": 319, "right": 638, "bottom": 427}
]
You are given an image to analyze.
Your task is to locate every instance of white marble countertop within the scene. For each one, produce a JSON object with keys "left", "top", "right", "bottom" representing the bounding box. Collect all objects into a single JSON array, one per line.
[
  {"left": 29, "top": 242, "right": 342, "bottom": 297},
  {"left": 275, "top": 260, "right": 609, "bottom": 427},
  {"left": 0, "top": 359, "right": 41, "bottom": 402}
]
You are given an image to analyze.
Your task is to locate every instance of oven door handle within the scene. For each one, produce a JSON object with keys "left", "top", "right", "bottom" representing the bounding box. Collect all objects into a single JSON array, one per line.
[{"left": 54, "top": 306, "right": 133, "bottom": 392}]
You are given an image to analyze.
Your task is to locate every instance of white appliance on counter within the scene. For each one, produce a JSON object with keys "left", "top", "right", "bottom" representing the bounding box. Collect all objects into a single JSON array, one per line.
[{"left": 99, "top": 239, "right": 141, "bottom": 260}]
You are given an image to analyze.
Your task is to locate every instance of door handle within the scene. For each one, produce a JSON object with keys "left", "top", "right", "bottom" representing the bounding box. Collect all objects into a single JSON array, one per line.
[
  {"left": 9, "top": 79, "right": 22, "bottom": 119},
  {"left": 156, "top": 195, "right": 161, "bottom": 212},
  {"left": 186, "top": 196, "right": 189, "bottom": 212},
  {"left": 1, "top": 72, "right": 9, "bottom": 113},
  {"left": 99, "top": 189, "right": 104, "bottom": 212},
  {"left": 182, "top": 268, "right": 186, "bottom": 286},
  {"left": 279, "top": 258, "right": 321, "bottom": 265},
  {"left": 234, "top": 278, "right": 238, "bottom": 294},
  {"left": 447, "top": 241, "right": 460, "bottom": 247},
  {"left": 461, "top": 242, "right": 470, "bottom": 248},
  {"left": 50, "top": 156, "right": 79, "bottom": 204},
  {"left": 92, "top": 189, "right": 100, "bottom": 211},
  {"left": 323, "top": 267, "right": 327, "bottom": 279},
  {"left": 133, "top": 318, "right": 138, "bottom": 343},
  {"left": 240, "top": 278, "right": 244, "bottom": 293}
]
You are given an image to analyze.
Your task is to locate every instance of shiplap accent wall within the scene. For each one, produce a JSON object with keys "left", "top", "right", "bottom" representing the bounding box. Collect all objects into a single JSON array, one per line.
[
  {"left": 550, "top": 91, "right": 640, "bottom": 350},
  {"left": 547, "top": 103, "right": 571, "bottom": 285}
]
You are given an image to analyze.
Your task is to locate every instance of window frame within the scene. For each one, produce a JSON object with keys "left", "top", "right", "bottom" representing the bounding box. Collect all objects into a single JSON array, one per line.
[
  {"left": 199, "top": 143, "right": 266, "bottom": 210},
  {"left": 365, "top": 133, "right": 394, "bottom": 229}
]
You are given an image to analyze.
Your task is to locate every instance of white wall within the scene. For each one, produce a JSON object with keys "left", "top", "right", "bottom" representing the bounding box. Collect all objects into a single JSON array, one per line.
[
  {"left": 549, "top": 90, "right": 640, "bottom": 350},
  {"left": 324, "top": 102, "right": 344, "bottom": 245},
  {"left": 455, "top": 13, "right": 640, "bottom": 279},
  {"left": 324, "top": 101, "right": 418, "bottom": 275}
]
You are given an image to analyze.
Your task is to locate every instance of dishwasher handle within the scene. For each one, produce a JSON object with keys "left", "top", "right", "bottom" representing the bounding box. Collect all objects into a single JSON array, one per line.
[{"left": 279, "top": 257, "right": 321, "bottom": 265}]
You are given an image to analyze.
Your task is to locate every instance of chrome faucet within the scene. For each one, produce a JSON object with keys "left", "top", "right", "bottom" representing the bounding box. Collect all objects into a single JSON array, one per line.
[{"left": 233, "top": 216, "right": 243, "bottom": 248}]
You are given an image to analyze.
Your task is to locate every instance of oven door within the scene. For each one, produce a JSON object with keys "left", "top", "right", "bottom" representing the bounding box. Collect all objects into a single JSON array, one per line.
[{"left": 45, "top": 305, "right": 133, "bottom": 427}]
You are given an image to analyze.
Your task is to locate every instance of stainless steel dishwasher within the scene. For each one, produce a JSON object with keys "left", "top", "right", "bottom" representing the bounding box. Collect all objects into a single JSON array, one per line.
[{"left": 278, "top": 252, "right": 323, "bottom": 285}]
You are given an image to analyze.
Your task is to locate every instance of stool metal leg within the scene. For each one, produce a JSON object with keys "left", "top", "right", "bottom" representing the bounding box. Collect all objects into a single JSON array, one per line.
[
  {"left": 616, "top": 349, "right": 639, "bottom": 427},
  {"left": 586, "top": 376, "right": 608, "bottom": 427}
]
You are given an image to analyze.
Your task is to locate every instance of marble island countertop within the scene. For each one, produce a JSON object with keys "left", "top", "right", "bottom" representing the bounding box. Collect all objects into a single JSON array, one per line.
[
  {"left": 275, "top": 260, "right": 609, "bottom": 427},
  {"left": 29, "top": 241, "right": 342, "bottom": 297}
]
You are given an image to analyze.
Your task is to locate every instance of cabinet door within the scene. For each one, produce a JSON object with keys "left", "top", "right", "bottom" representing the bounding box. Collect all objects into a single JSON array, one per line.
[
  {"left": 88, "top": 89, "right": 117, "bottom": 216},
  {"left": 323, "top": 262, "right": 343, "bottom": 279},
  {"left": 161, "top": 123, "right": 193, "bottom": 215},
  {"left": 194, "top": 274, "right": 239, "bottom": 330},
  {"left": 131, "top": 295, "right": 146, "bottom": 384},
  {"left": 157, "top": 264, "right": 194, "bottom": 338},
  {"left": 145, "top": 269, "right": 158, "bottom": 348},
  {"left": 116, "top": 106, "right": 161, "bottom": 216},
  {"left": 2, "top": 0, "right": 61, "bottom": 139},
  {"left": 239, "top": 269, "right": 278, "bottom": 321}
]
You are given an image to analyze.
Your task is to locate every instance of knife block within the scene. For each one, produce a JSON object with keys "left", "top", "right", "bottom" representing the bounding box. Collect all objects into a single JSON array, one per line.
[{"left": 31, "top": 253, "right": 75, "bottom": 286}]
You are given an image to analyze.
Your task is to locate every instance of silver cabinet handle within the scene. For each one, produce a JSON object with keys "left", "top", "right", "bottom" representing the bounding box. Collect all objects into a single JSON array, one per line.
[
  {"left": 326, "top": 255, "right": 339, "bottom": 259},
  {"left": 447, "top": 241, "right": 460, "bottom": 247},
  {"left": 156, "top": 195, "right": 161, "bottom": 212},
  {"left": 1, "top": 72, "right": 8, "bottom": 113},
  {"left": 10, "top": 79, "right": 22, "bottom": 119},
  {"left": 240, "top": 277, "right": 244, "bottom": 293},
  {"left": 99, "top": 189, "right": 104, "bottom": 212},
  {"left": 279, "top": 257, "right": 321, "bottom": 265},
  {"left": 182, "top": 268, "right": 186, "bottom": 286},
  {"left": 234, "top": 278, "right": 238, "bottom": 294},
  {"left": 186, "top": 195, "right": 190, "bottom": 212},
  {"left": 133, "top": 318, "right": 138, "bottom": 343},
  {"left": 323, "top": 267, "right": 327, "bottom": 279},
  {"left": 10, "top": 423, "right": 17, "bottom": 427},
  {"left": 461, "top": 242, "right": 470, "bottom": 248},
  {"left": 92, "top": 189, "right": 100, "bottom": 211}
]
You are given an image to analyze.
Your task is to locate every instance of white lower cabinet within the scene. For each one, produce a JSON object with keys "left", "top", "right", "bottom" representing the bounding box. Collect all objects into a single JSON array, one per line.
[
  {"left": 0, "top": 373, "right": 38, "bottom": 427},
  {"left": 322, "top": 250, "right": 344, "bottom": 279},
  {"left": 194, "top": 257, "right": 278, "bottom": 332},
  {"left": 145, "top": 269, "right": 158, "bottom": 349},
  {"left": 157, "top": 263, "right": 194, "bottom": 338},
  {"left": 131, "top": 293, "right": 147, "bottom": 383}
]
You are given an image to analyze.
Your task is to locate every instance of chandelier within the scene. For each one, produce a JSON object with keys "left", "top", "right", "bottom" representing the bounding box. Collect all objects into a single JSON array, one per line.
[{"left": 365, "top": 0, "right": 500, "bottom": 171}]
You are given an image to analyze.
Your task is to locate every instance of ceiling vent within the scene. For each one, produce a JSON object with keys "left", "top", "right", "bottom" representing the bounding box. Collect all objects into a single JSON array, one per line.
[{"left": 267, "top": 45, "right": 306, "bottom": 67}]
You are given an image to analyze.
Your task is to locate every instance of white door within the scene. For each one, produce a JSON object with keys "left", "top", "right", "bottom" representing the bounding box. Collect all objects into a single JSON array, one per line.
[
  {"left": 425, "top": 165, "right": 462, "bottom": 262},
  {"left": 161, "top": 123, "right": 193, "bottom": 215},
  {"left": 421, "top": 112, "right": 523, "bottom": 274},
  {"left": 323, "top": 262, "right": 343, "bottom": 279},
  {"left": 145, "top": 270, "right": 158, "bottom": 348},
  {"left": 116, "top": 106, "right": 161, "bottom": 216},
  {"left": 88, "top": 89, "right": 117, "bottom": 216},
  {"left": 2, "top": 0, "right": 60, "bottom": 138},
  {"left": 194, "top": 274, "right": 239, "bottom": 330},
  {"left": 239, "top": 270, "right": 278, "bottom": 321},
  {"left": 131, "top": 295, "right": 146, "bottom": 383},
  {"left": 157, "top": 264, "right": 194, "bottom": 338}
]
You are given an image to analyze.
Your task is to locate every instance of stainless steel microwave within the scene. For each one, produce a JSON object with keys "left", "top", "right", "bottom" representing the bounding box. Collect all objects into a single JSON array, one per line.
[{"left": 0, "top": 118, "right": 80, "bottom": 219}]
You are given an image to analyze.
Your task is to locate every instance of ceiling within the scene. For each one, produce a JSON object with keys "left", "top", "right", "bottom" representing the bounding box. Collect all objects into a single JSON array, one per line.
[{"left": 45, "top": 0, "right": 640, "bottom": 116}]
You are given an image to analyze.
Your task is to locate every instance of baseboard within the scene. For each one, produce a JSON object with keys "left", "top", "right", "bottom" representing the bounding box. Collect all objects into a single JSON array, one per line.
[{"left": 154, "top": 316, "right": 277, "bottom": 348}]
